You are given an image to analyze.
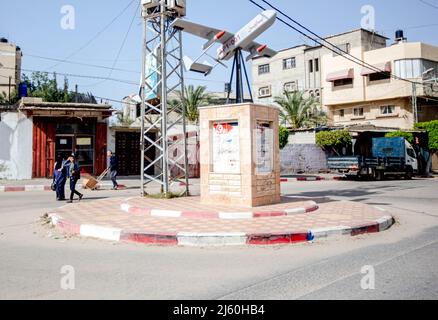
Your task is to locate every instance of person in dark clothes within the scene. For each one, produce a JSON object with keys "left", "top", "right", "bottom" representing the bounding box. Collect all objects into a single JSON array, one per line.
[
  {"left": 53, "top": 155, "right": 67, "bottom": 201},
  {"left": 107, "top": 151, "right": 119, "bottom": 190},
  {"left": 66, "top": 155, "right": 83, "bottom": 203}
]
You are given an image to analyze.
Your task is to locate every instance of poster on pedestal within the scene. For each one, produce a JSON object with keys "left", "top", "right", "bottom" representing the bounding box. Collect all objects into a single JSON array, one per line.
[
  {"left": 212, "top": 122, "right": 240, "bottom": 174},
  {"left": 255, "top": 122, "right": 274, "bottom": 174}
]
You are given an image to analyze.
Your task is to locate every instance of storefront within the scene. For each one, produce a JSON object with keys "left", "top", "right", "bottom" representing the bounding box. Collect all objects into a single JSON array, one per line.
[{"left": 20, "top": 98, "right": 113, "bottom": 178}]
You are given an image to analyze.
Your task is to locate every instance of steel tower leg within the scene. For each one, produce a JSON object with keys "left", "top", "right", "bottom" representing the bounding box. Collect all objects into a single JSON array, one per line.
[{"left": 140, "top": 1, "right": 189, "bottom": 197}]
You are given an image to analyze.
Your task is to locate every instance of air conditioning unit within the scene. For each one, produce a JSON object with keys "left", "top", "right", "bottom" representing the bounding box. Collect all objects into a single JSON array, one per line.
[{"left": 141, "top": 0, "right": 186, "bottom": 17}]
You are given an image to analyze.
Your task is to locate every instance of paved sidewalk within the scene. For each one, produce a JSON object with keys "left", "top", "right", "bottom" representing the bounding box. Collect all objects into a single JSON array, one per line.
[{"left": 48, "top": 196, "right": 394, "bottom": 247}]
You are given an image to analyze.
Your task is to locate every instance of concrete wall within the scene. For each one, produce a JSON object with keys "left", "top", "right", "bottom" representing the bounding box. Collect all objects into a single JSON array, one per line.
[
  {"left": 0, "top": 111, "right": 33, "bottom": 180},
  {"left": 280, "top": 143, "right": 328, "bottom": 175}
]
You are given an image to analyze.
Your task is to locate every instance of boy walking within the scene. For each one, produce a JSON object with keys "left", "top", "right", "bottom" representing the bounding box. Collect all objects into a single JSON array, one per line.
[
  {"left": 108, "top": 151, "right": 119, "bottom": 190},
  {"left": 66, "top": 155, "right": 84, "bottom": 203}
]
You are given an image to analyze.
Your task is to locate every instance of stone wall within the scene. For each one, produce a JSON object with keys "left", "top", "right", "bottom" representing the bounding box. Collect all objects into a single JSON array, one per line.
[{"left": 281, "top": 143, "right": 328, "bottom": 174}]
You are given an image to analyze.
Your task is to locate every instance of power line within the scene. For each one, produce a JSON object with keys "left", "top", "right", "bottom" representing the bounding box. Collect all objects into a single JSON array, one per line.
[
  {"left": 25, "top": 53, "right": 228, "bottom": 84},
  {"left": 83, "top": 1, "right": 141, "bottom": 87},
  {"left": 46, "top": 0, "right": 137, "bottom": 70},
  {"left": 252, "top": 0, "right": 422, "bottom": 85},
  {"left": 1, "top": 65, "right": 138, "bottom": 86},
  {"left": 419, "top": 0, "right": 438, "bottom": 10}
]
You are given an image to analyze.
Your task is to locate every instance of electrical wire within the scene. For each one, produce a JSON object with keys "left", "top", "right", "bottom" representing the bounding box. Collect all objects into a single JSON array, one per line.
[
  {"left": 251, "top": 0, "right": 423, "bottom": 85},
  {"left": 46, "top": 0, "right": 137, "bottom": 70},
  {"left": 82, "top": 1, "right": 141, "bottom": 87}
]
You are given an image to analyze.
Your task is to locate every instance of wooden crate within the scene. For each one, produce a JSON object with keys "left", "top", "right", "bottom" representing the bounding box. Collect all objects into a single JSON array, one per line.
[{"left": 82, "top": 177, "right": 99, "bottom": 190}]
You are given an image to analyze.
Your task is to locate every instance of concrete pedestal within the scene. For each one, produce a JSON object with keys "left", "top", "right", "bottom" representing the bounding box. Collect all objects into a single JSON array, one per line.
[{"left": 199, "top": 103, "right": 281, "bottom": 207}]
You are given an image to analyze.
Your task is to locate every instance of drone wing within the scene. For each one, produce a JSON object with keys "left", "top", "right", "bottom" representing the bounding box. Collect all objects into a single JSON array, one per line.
[{"left": 171, "top": 18, "right": 234, "bottom": 46}]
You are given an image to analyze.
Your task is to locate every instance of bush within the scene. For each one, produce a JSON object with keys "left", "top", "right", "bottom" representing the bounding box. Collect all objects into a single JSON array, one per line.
[
  {"left": 415, "top": 120, "right": 438, "bottom": 151},
  {"left": 279, "top": 126, "right": 290, "bottom": 150},
  {"left": 385, "top": 131, "right": 414, "bottom": 144},
  {"left": 316, "top": 130, "right": 352, "bottom": 150}
]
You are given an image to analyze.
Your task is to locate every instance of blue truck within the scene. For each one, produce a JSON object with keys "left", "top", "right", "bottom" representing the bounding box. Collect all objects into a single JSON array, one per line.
[{"left": 328, "top": 137, "right": 418, "bottom": 180}]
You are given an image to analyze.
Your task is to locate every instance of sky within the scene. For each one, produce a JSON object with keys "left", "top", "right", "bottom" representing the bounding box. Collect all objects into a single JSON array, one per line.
[{"left": 1, "top": 0, "right": 438, "bottom": 110}]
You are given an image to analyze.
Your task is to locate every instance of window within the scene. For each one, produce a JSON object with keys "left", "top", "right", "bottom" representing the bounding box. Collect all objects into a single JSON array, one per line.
[
  {"left": 258, "top": 64, "right": 270, "bottom": 75},
  {"left": 309, "top": 60, "right": 314, "bottom": 73},
  {"left": 353, "top": 107, "right": 364, "bottom": 117},
  {"left": 407, "top": 148, "right": 416, "bottom": 159},
  {"left": 283, "top": 57, "right": 296, "bottom": 70},
  {"left": 333, "top": 78, "right": 353, "bottom": 87},
  {"left": 258, "top": 86, "right": 271, "bottom": 98},
  {"left": 333, "top": 43, "right": 351, "bottom": 57},
  {"left": 315, "top": 58, "right": 319, "bottom": 72},
  {"left": 394, "top": 59, "right": 438, "bottom": 79},
  {"left": 339, "top": 109, "right": 345, "bottom": 118},
  {"left": 284, "top": 81, "right": 298, "bottom": 93},
  {"left": 380, "top": 105, "right": 395, "bottom": 115},
  {"left": 369, "top": 72, "right": 391, "bottom": 82}
]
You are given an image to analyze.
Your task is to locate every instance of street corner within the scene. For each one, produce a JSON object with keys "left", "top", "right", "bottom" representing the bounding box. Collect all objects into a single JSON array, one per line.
[{"left": 46, "top": 196, "right": 395, "bottom": 248}]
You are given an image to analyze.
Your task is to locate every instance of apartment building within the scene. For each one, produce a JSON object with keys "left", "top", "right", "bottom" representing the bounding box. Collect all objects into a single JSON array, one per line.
[
  {"left": 252, "top": 29, "right": 387, "bottom": 106},
  {"left": 0, "top": 38, "right": 22, "bottom": 100},
  {"left": 324, "top": 36, "right": 438, "bottom": 129}
]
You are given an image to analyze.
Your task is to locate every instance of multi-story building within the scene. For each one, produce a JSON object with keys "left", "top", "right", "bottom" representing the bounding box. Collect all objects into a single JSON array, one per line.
[
  {"left": 0, "top": 38, "right": 22, "bottom": 100},
  {"left": 323, "top": 35, "right": 438, "bottom": 129},
  {"left": 252, "top": 28, "right": 438, "bottom": 130},
  {"left": 252, "top": 29, "right": 387, "bottom": 106}
]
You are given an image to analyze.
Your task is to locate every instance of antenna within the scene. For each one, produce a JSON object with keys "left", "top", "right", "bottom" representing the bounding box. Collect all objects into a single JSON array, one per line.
[{"left": 139, "top": 0, "right": 189, "bottom": 196}]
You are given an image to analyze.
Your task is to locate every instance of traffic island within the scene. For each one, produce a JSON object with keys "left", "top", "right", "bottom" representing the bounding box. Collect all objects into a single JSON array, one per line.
[{"left": 47, "top": 197, "right": 395, "bottom": 247}]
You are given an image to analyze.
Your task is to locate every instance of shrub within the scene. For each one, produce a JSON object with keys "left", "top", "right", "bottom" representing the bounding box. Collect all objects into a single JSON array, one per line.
[
  {"left": 415, "top": 120, "right": 438, "bottom": 151},
  {"left": 279, "top": 126, "right": 290, "bottom": 150},
  {"left": 385, "top": 131, "right": 414, "bottom": 144},
  {"left": 316, "top": 130, "right": 352, "bottom": 150}
]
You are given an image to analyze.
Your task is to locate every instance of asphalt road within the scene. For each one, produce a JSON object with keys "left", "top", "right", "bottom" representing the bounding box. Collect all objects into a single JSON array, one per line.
[{"left": 0, "top": 178, "right": 437, "bottom": 300}]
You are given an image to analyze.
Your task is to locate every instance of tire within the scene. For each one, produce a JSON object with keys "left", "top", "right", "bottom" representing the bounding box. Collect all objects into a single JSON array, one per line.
[
  {"left": 405, "top": 170, "right": 413, "bottom": 180},
  {"left": 375, "top": 170, "right": 384, "bottom": 181}
]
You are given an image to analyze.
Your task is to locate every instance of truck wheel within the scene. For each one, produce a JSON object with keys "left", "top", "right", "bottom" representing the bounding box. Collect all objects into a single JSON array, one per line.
[
  {"left": 405, "top": 171, "right": 413, "bottom": 180},
  {"left": 375, "top": 170, "right": 383, "bottom": 181}
]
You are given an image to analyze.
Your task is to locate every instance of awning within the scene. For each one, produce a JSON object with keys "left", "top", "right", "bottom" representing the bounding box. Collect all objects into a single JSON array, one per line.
[
  {"left": 361, "top": 62, "right": 391, "bottom": 76},
  {"left": 326, "top": 68, "right": 354, "bottom": 82}
]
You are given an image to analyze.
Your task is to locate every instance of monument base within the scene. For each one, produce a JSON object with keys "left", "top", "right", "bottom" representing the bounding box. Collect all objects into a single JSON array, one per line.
[{"left": 199, "top": 103, "right": 281, "bottom": 208}]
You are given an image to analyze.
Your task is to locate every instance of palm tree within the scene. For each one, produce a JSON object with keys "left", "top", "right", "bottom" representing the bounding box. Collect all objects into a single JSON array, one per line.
[
  {"left": 275, "top": 90, "right": 326, "bottom": 129},
  {"left": 176, "top": 85, "right": 212, "bottom": 124}
]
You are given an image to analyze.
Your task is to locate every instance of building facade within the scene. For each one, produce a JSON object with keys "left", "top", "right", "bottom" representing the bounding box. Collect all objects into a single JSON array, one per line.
[
  {"left": 251, "top": 29, "right": 387, "bottom": 107},
  {"left": 0, "top": 38, "right": 22, "bottom": 101},
  {"left": 0, "top": 98, "right": 113, "bottom": 180},
  {"left": 324, "top": 41, "right": 438, "bottom": 129}
]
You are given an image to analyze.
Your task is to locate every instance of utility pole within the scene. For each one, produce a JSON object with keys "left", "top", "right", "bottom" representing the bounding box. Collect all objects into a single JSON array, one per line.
[
  {"left": 412, "top": 82, "right": 418, "bottom": 126},
  {"left": 8, "top": 76, "right": 11, "bottom": 103},
  {"left": 75, "top": 84, "right": 78, "bottom": 103},
  {"left": 139, "top": 0, "right": 189, "bottom": 197}
]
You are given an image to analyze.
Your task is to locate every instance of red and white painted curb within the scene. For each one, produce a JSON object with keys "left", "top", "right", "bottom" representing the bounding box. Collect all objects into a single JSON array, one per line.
[
  {"left": 48, "top": 211, "right": 394, "bottom": 247},
  {"left": 280, "top": 176, "right": 345, "bottom": 182},
  {"left": 0, "top": 183, "right": 126, "bottom": 193},
  {"left": 120, "top": 200, "right": 319, "bottom": 219}
]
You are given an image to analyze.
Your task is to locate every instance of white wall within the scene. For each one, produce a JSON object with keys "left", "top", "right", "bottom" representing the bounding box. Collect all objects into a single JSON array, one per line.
[{"left": 0, "top": 111, "right": 33, "bottom": 180}]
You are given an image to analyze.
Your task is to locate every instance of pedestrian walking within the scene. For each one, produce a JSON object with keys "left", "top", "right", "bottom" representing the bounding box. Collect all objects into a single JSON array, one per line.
[
  {"left": 108, "top": 151, "right": 119, "bottom": 190},
  {"left": 53, "top": 155, "right": 67, "bottom": 201},
  {"left": 66, "top": 154, "right": 84, "bottom": 203}
]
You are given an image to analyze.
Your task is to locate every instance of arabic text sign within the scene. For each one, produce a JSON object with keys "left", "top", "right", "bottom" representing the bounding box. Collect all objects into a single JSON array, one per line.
[{"left": 212, "top": 122, "right": 240, "bottom": 174}]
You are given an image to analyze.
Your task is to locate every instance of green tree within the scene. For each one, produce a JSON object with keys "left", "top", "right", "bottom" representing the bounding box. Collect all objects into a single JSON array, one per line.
[
  {"left": 385, "top": 131, "right": 414, "bottom": 144},
  {"left": 279, "top": 126, "right": 290, "bottom": 150},
  {"left": 316, "top": 130, "right": 352, "bottom": 156},
  {"left": 415, "top": 120, "right": 438, "bottom": 151},
  {"left": 275, "top": 90, "right": 327, "bottom": 129},
  {"left": 175, "top": 85, "right": 212, "bottom": 124}
]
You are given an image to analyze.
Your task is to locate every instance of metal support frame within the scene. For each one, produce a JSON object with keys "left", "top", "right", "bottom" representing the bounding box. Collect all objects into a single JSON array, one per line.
[
  {"left": 226, "top": 49, "right": 254, "bottom": 104},
  {"left": 140, "top": 1, "right": 189, "bottom": 197}
]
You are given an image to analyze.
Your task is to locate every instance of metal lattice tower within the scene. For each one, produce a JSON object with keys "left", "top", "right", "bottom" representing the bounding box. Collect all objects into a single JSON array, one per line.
[{"left": 140, "top": 1, "right": 189, "bottom": 196}]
